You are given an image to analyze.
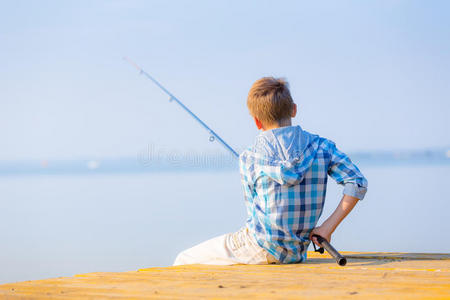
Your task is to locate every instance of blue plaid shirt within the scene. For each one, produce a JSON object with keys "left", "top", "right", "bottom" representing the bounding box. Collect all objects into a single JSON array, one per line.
[{"left": 239, "top": 125, "right": 368, "bottom": 263}]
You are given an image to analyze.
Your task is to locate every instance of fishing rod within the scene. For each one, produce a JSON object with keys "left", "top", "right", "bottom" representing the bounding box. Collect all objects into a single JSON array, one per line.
[
  {"left": 312, "top": 234, "right": 347, "bottom": 266},
  {"left": 125, "top": 58, "right": 349, "bottom": 266},
  {"left": 124, "top": 57, "right": 239, "bottom": 158}
]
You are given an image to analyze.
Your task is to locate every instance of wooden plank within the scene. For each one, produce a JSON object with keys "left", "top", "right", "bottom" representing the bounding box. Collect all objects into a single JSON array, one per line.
[{"left": 0, "top": 252, "right": 449, "bottom": 299}]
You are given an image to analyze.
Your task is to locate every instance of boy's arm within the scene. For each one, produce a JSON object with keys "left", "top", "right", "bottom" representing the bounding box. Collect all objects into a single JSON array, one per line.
[
  {"left": 327, "top": 141, "right": 368, "bottom": 200},
  {"left": 239, "top": 151, "right": 255, "bottom": 202},
  {"left": 310, "top": 140, "right": 368, "bottom": 246},
  {"left": 309, "top": 194, "right": 358, "bottom": 246}
]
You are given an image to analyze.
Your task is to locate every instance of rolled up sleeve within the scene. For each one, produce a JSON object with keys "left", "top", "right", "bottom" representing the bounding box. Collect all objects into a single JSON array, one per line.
[{"left": 343, "top": 182, "right": 367, "bottom": 200}]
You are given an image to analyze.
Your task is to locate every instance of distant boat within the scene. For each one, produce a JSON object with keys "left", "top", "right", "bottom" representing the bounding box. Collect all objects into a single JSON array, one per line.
[
  {"left": 86, "top": 160, "right": 100, "bottom": 170},
  {"left": 40, "top": 160, "right": 49, "bottom": 168}
]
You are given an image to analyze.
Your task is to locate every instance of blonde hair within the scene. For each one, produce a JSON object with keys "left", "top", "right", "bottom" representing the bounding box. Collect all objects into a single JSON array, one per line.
[{"left": 247, "top": 77, "right": 294, "bottom": 125}]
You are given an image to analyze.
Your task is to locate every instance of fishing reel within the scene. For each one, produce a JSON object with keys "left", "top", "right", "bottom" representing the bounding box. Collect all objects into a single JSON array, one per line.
[{"left": 312, "top": 240, "right": 325, "bottom": 254}]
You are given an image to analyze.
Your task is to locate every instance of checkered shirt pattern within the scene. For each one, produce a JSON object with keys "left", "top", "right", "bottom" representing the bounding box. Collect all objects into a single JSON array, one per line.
[{"left": 239, "top": 126, "right": 368, "bottom": 263}]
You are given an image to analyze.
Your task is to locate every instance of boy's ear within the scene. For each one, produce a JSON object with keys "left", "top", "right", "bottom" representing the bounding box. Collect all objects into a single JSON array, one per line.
[
  {"left": 291, "top": 103, "right": 297, "bottom": 118},
  {"left": 253, "top": 116, "right": 264, "bottom": 130}
]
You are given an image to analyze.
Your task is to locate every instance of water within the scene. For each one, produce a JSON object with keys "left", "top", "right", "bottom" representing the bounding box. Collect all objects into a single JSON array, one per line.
[{"left": 0, "top": 165, "right": 449, "bottom": 284}]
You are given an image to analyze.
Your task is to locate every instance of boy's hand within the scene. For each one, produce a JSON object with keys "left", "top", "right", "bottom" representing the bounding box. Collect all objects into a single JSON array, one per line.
[
  {"left": 309, "top": 225, "right": 332, "bottom": 247},
  {"left": 309, "top": 194, "right": 359, "bottom": 247}
]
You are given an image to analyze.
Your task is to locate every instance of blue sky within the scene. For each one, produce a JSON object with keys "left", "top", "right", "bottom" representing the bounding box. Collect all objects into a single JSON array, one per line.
[{"left": 1, "top": 0, "right": 449, "bottom": 160}]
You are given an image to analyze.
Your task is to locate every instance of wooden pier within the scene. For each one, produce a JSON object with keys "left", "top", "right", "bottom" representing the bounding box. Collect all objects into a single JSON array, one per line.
[{"left": 0, "top": 252, "right": 449, "bottom": 299}]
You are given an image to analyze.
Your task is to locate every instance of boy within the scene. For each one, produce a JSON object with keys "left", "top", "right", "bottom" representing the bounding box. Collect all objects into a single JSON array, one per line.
[{"left": 174, "top": 77, "right": 367, "bottom": 265}]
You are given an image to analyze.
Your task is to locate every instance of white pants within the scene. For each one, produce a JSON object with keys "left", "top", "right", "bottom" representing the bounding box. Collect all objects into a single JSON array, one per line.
[{"left": 173, "top": 227, "right": 277, "bottom": 266}]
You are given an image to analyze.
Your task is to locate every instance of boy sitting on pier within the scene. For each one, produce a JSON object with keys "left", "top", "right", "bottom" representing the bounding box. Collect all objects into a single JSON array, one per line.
[{"left": 174, "top": 77, "right": 368, "bottom": 265}]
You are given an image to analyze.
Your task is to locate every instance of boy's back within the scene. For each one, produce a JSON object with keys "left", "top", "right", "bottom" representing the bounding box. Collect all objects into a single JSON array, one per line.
[{"left": 240, "top": 125, "right": 367, "bottom": 263}]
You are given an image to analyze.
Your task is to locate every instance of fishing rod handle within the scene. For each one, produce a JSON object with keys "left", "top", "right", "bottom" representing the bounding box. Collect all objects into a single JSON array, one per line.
[{"left": 312, "top": 234, "right": 347, "bottom": 266}]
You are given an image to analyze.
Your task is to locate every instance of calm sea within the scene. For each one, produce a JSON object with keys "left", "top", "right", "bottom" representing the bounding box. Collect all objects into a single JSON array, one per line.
[{"left": 0, "top": 164, "right": 449, "bottom": 284}]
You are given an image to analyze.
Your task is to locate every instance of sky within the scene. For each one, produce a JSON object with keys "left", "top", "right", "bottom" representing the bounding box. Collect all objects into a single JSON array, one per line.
[{"left": 1, "top": 0, "right": 449, "bottom": 160}]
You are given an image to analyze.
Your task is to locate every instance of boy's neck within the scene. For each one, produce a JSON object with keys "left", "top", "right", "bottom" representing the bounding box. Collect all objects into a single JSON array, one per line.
[{"left": 261, "top": 119, "right": 292, "bottom": 131}]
